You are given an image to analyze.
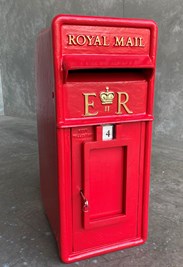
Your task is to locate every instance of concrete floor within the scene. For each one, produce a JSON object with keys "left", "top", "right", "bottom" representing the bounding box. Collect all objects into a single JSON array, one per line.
[{"left": 0, "top": 116, "right": 182, "bottom": 267}]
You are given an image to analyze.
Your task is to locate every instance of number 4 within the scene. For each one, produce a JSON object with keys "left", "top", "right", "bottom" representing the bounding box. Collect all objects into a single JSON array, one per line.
[
  {"left": 102, "top": 125, "right": 113, "bottom": 141},
  {"left": 106, "top": 130, "right": 111, "bottom": 137}
]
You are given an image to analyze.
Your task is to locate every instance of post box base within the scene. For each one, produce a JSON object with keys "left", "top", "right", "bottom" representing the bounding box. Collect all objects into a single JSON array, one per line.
[{"left": 60, "top": 238, "right": 146, "bottom": 263}]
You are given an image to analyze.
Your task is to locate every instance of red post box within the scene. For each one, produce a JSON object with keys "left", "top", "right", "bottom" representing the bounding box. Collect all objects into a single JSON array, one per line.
[{"left": 36, "top": 15, "right": 158, "bottom": 263}]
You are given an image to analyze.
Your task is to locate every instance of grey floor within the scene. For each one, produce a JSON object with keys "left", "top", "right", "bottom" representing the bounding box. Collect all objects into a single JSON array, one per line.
[{"left": 0, "top": 116, "right": 182, "bottom": 267}]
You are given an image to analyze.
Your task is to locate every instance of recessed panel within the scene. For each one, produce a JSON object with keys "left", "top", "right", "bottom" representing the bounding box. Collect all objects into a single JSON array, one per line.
[
  {"left": 64, "top": 79, "right": 147, "bottom": 122},
  {"left": 89, "top": 146, "right": 126, "bottom": 221},
  {"left": 84, "top": 139, "right": 131, "bottom": 229},
  {"left": 62, "top": 25, "right": 150, "bottom": 55}
]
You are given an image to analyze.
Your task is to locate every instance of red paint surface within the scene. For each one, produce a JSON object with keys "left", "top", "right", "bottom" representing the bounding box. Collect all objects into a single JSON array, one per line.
[{"left": 36, "top": 14, "right": 158, "bottom": 263}]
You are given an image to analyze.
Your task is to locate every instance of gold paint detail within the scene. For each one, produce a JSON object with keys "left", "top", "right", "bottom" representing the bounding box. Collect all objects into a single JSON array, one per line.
[
  {"left": 100, "top": 87, "right": 115, "bottom": 105},
  {"left": 104, "top": 106, "right": 110, "bottom": 112},
  {"left": 134, "top": 37, "right": 139, "bottom": 47},
  {"left": 139, "top": 37, "right": 145, "bottom": 47},
  {"left": 114, "top": 36, "right": 145, "bottom": 47},
  {"left": 116, "top": 92, "right": 133, "bottom": 114},
  {"left": 114, "top": 36, "right": 124, "bottom": 46},
  {"left": 86, "top": 35, "right": 95, "bottom": 46},
  {"left": 83, "top": 93, "right": 98, "bottom": 117},
  {"left": 93, "top": 35, "right": 102, "bottom": 46},
  {"left": 126, "top": 37, "right": 133, "bottom": 46},
  {"left": 67, "top": 34, "right": 145, "bottom": 48},
  {"left": 82, "top": 89, "right": 133, "bottom": 117},
  {"left": 76, "top": 35, "right": 87, "bottom": 46},
  {"left": 68, "top": 35, "right": 77, "bottom": 45},
  {"left": 102, "top": 35, "right": 110, "bottom": 46}
]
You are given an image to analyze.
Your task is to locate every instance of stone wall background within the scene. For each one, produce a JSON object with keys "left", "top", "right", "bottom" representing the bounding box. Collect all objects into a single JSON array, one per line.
[{"left": 0, "top": 0, "right": 183, "bottom": 142}]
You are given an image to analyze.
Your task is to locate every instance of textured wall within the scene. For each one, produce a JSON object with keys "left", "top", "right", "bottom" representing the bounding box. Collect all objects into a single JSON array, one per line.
[
  {"left": 0, "top": 0, "right": 183, "bottom": 141},
  {"left": 0, "top": 0, "right": 124, "bottom": 119},
  {"left": 0, "top": 68, "right": 4, "bottom": 115},
  {"left": 124, "top": 0, "right": 183, "bottom": 142}
]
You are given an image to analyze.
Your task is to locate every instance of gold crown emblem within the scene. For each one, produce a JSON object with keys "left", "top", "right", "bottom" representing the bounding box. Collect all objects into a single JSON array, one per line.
[{"left": 100, "top": 87, "right": 115, "bottom": 105}]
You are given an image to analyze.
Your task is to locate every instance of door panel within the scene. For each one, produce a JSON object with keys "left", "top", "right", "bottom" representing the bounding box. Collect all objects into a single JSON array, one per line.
[
  {"left": 83, "top": 139, "right": 131, "bottom": 229},
  {"left": 71, "top": 123, "right": 144, "bottom": 252}
]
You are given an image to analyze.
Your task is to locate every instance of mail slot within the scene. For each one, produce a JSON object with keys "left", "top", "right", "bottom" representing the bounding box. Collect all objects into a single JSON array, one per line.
[{"left": 36, "top": 15, "right": 158, "bottom": 263}]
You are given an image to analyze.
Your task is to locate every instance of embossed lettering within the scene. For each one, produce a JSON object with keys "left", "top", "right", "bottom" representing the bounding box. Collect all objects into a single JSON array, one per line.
[
  {"left": 67, "top": 34, "right": 145, "bottom": 48},
  {"left": 102, "top": 36, "right": 110, "bottom": 46},
  {"left": 126, "top": 37, "right": 133, "bottom": 46},
  {"left": 93, "top": 36, "right": 102, "bottom": 46},
  {"left": 68, "top": 35, "right": 77, "bottom": 45},
  {"left": 83, "top": 93, "right": 98, "bottom": 117},
  {"left": 116, "top": 92, "right": 133, "bottom": 114},
  {"left": 114, "top": 36, "right": 124, "bottom": 46},
  {"left": 139, "top": 37, "right": 145, "bottom": 47},
  {"left": 86, "top": 35, "right": 95, "bottom": 45},
  {"left": 134, "top": 37, "right": 139, "bottom": 47},
  {"left": 76, "top": 35, "right": 86, "bottom": 46}
]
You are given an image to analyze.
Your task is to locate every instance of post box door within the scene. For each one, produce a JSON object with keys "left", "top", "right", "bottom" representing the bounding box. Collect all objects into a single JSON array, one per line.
[{"left": 71, "top": 122, "right": 145, "bottom": 252}]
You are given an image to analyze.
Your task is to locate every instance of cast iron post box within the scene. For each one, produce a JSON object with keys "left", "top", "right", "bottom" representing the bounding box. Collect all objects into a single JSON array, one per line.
[{"left": 36, "top": 15, "right": 158, "bottom": 263}]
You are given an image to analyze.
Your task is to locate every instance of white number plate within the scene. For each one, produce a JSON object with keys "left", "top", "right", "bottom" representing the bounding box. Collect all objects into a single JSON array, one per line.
[{"left": 102, "top": 125, "right": 113, "bottom": 141}]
